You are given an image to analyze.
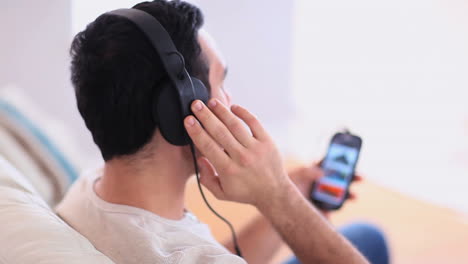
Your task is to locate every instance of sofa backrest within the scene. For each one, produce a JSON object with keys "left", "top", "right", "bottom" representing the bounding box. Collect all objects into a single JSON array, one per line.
[{"left": 0, "top": 156, "right": 114, "bottom": 264}]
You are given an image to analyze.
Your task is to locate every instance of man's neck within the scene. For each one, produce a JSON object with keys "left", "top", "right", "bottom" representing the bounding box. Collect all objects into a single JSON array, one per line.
[{"left": 95, "top": 147, "right": 191, "bottom": 220}]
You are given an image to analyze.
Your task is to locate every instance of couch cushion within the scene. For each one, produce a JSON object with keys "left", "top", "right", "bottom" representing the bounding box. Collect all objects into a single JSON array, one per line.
[
  {"left": 0, "top": 93, "right": 78, "bottom": 206},
  {"left": 0, "top": 156, "right": 114, "bottom": 264}
]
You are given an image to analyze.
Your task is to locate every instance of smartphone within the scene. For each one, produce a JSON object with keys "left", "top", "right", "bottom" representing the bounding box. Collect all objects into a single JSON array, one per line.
[{"left": 311, "top": 131, "right": 362, "bottom": 211}]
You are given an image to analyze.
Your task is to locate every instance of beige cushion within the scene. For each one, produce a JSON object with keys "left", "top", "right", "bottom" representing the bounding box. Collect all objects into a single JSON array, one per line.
[{"left": 0, "top": 156, "right": 114, "bottom": 264}]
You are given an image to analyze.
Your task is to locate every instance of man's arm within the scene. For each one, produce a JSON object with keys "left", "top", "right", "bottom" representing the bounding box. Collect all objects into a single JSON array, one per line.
[
  {"left": 185, "top": 99, "right": 368, "bottom": 264},
  {"left": 222, "top": 165, "right": 324, "bottom": 264},
  {"left": 259, "top": 181, "right": 365, "bottom": 263},
  {"left": 223, "top": 213, "right": 282, "bottom": 264},
  {"left": 223, "top": 165, "right": 363, "bottom": 263}
]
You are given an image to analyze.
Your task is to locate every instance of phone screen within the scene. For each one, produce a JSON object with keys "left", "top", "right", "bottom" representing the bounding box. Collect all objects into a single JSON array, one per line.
[{"left": 311, "top": 134, "right": 361, "bottom": 209}]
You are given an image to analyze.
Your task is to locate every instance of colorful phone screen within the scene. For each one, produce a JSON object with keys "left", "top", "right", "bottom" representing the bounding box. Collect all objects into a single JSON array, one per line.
[{"left": 312, "top": 143, "right": 359, "bottom": 206}]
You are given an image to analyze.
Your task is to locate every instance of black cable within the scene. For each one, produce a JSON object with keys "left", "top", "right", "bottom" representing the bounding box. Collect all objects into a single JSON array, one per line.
[{"left": 189, "top": 143, "right": 243, "bottom": 258}]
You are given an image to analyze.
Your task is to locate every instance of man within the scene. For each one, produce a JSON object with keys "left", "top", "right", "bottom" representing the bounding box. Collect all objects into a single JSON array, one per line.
[{"left": 57, "top": 1, "right": 388, "bottom": 263}]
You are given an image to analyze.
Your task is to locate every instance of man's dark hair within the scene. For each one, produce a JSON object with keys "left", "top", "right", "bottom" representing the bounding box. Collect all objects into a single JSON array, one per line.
[{"left": 70, "top": 0, "right": 209, "bottom": 161}]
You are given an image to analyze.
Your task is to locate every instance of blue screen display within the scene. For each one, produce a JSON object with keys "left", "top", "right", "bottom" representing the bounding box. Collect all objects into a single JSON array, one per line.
[{"left": 312, "top": 143, "right": 359, "bottom": 206}]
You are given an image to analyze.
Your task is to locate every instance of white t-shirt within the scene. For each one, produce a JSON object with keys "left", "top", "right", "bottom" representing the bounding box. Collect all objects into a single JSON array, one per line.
[{"left": 55, "top": 169, "right": 246, "bottom": 264}]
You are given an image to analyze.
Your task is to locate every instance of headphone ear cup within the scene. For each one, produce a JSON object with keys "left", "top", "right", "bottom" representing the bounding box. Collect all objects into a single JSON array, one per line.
[
  {"left": 154, "top": 77, "right": 210, "bottom": 146},
  {"left": 154, "top": 81, "right": 188, "bottom": 146},
  {"left": 191, "top": 77, "right": 210, "bottom": 105}
]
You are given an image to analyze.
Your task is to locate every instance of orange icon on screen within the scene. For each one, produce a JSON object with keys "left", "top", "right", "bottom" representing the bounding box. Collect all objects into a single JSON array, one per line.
[{"left": 318, "top": 183, "right": 344, "bottom": 198}]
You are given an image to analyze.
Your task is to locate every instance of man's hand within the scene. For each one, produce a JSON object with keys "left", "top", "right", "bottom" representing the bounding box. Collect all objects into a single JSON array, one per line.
[
  {"left": 289, "top": 164, "right": 323, "bottom": 197},
  {"left": 289, "top": 163, "right": 363, "bottom": 200},
  {"left": 184, "top": 99, "right": 292, "bottom": 207},
  {"left": 185, "top": 100, "right": 369, "bottom": 264}
]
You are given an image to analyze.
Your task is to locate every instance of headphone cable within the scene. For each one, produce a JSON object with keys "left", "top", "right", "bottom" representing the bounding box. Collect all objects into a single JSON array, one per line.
[{"left": 189, "top": 143, "right": 243, "bottom": 258}]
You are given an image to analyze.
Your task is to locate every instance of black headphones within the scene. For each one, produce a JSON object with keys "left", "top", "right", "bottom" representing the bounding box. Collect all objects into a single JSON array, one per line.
[
  {"left": 102, "top": 8, "right": 243, "bottom": 258},
  {"left": 105, "top": 8, "right": 210, "bottom": 146}
]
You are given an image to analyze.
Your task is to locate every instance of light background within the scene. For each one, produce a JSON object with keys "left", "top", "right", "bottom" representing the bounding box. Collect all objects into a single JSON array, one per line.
[
  {"left": 290, "top": 0, "right": 468, "bottom": 212},
  {"left": 1, "top": 0, "right": 467, "bottom": 212}
]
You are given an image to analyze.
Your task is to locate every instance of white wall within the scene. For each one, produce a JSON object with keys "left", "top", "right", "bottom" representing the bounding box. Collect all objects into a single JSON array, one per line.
[
  {"left": 72, "top": 0, "right": 143, "bottom": 34},
  {"left": 0, "top": 0, "right": 101, "bottom": 163},
  {"left": 1, "top": 1, "right": 72, "bottom": 122},
  {"left": 291, "top": 0, "right": 468, "bottom": 212},
  {"left": 197, "top": 1, "right": 295, "bottom": 147}
]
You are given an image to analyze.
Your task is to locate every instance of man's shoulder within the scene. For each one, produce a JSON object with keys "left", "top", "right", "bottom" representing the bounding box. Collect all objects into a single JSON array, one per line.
[
  {"left": 54, "top": 169, "right": 246, "bottom": 264},
  {"left": 55, "top": 168, "right": 98, "bottom": 217}
]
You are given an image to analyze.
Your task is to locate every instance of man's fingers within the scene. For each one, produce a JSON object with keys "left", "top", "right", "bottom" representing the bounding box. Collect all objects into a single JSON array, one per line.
[
  {"left": 352, "top": 174, "right": 363, "bottom": 182},
  {"left": 316, "top": 159, "right": 324, "bottom": 167},
  {"left": 184, "top": 115, "right": 231, "bottom": 170},
  {"left": 207, "top": 99, "right": 255, "bottom": 148},
  {"left": 231, "top": 104, "right": 268, "bottom": 141},
  {"left": 348, "top": 175, "right": 362, "bottom": 200},
  {"left": 307, "top": 166, "right": 324, "bottom": 181},
  {"left": 198, "top": 157, "right": 226, "bottom": 200},
  {"left": 191, "top": 100, "right": 244, "bottom": 158}
]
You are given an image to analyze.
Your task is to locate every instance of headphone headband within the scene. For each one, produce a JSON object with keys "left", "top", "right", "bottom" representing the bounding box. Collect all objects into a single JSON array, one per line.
[
  {"left": 106, "top": 9, "right": 184, "bottom": 78},
  {"left": 104, "top": 8, "right": 198, "bottom": 134},
  {"left": 96, "top": 8, "right": 239, "bottom": 256}
]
